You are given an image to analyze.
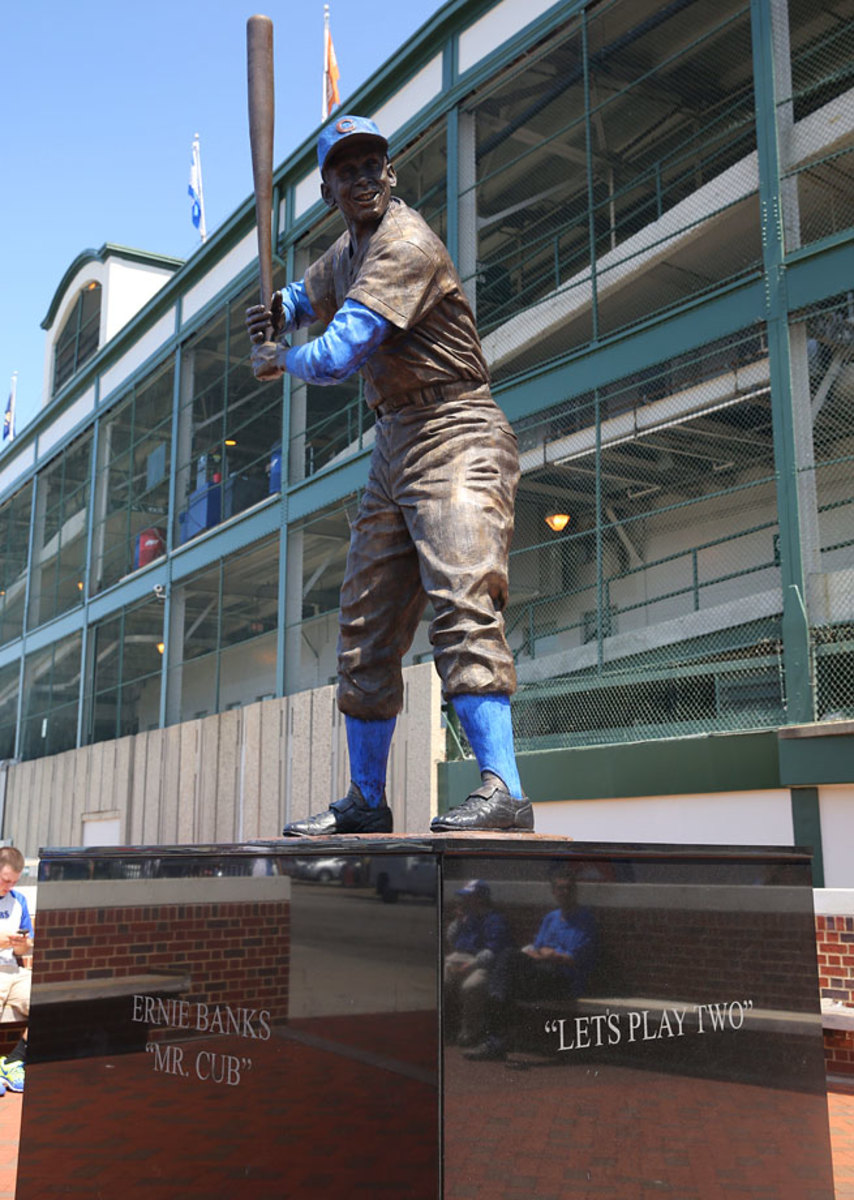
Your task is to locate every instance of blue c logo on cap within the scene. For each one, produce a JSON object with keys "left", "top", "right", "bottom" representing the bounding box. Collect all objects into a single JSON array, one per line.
[{"left": 336, "top": 117, "right": 357, "bottom": 133}]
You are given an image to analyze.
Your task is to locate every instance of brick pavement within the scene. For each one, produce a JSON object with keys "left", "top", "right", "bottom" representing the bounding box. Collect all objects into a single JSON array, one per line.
[
  {"left": 829, "top": 1085, "right": 854, "bottom": 1200},
  {"left": 0, "top": 1067, "right": 849, "bottom": 1196}
]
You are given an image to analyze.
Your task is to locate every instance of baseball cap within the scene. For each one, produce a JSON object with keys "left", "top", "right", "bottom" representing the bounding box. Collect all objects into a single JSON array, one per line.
[
  {"left": 456, "top": 879, "right": 490, "bottom": 898},
  {"left": 317, "top": 115, "right": 388, "bottom": 173}
]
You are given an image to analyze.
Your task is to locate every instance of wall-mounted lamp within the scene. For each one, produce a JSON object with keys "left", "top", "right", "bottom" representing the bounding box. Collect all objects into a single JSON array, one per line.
[
  {"left": 544, "top": 512, "right": 570, "bottom": 532},
  {"left": 156, "top": 642, "right": 165, "bottom": 655}
]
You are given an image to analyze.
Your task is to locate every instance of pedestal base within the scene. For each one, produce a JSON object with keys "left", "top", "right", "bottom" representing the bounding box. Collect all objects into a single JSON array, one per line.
[{"left": 17, "top": 837, "right": 834, "bottom": 1198}]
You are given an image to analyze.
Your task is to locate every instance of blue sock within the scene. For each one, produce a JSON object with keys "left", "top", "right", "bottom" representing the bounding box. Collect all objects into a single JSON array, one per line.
[
  {"left": 346, "top": 715, "right": 396, "bottom": 808},
  {"left": 450, "top": 694, "right": 523, "bottom": 799}
]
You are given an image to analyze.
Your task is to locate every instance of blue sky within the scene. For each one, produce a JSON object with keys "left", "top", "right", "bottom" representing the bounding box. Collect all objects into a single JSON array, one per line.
[{"left": 1, "top": 0, "right": 447, "bottom": 437}]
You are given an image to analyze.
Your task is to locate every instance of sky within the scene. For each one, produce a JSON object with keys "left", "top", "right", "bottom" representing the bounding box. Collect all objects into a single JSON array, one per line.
[{"left": 0, "top": 0, "right": 448, "bottom": 438}]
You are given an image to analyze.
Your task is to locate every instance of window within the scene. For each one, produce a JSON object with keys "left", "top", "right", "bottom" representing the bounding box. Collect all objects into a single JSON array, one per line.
[
  {"left": 84, "top": 597, "right": 165, "bottom": 745},
  {"left": 28, "top": 432, "right": 92, "bottom": 630},
  {"left": 166, "top": 537, "right": 279, "bottom": 724},
  {"left": 91, "top": 363, "right": 173, "bottom": 593},
  {"left": 174, "top": 281, "right": 284, "bottom": 547},
  {"left": 0, "top": 481, "right": 33, "bottom": 646},
  {"left": 21, "top": 633, "right": 82, "bottom": 760},
  {"left": 0, "top": 662, "right": 19, "bottom": 760},
  {"left": 53, "top": 282, "right": 101, "bottom": 394},
  {"left": 463, "top": 0, "right": 758, "bottom": 382}
]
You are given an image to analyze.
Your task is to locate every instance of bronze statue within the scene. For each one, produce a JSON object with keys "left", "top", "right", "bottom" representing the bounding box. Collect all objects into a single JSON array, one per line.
[{"left": 247, "top": 115, "right": 533, "bottom": 837}]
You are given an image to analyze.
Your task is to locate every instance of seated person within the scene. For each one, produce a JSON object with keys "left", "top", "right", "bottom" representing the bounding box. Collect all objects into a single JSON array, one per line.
[
  {"left": 0, "top": 846, "right": 33, "bottom": 1092},
  {"left": 464, "top": 862, "right": 596, "bottom": 1061},
  {"left": 444, "top": 880, "right": 512, "bottom": 1046}
]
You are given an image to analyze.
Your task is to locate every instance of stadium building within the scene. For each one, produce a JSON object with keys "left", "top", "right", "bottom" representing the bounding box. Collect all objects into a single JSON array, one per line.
[{"left": 0, "top": 0, "right": 851, "bottom": 891}]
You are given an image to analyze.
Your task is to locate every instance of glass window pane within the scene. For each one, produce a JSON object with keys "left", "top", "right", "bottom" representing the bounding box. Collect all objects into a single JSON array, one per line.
[
  {"left": 508, "top": 326, "right": 782, "bottom": 748},
  {"left": 29, "top": 432, "right": 92, "bottom": 629},
  {"left": 92, "top": 363, "right": 173, "bottom": 593},
  {"left": 53, "top": 284, "right": 102, "bottom": 394},
  {"left": 86, "top": 601, "right": 164, "bottom": 745},
  {"left": 0, "top": 661, "right": 19, "bottom": 759},
  {"left": 21, "top": 633, "right": 82, "bottom": 760},
  {"left": 0, "top": 481, "right": 32, "bottom": 646}
]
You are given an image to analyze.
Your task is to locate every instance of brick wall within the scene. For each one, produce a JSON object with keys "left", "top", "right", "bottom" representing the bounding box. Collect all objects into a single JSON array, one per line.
[
  {"left": 35, "top": 900, "right": 290, "bottom": 1026},
  {"left": 506, "top": 902, "right": 820, "bottom": 1012},
  {"left": 816, "top": 914, "right": 854, "bottom": 1077}
]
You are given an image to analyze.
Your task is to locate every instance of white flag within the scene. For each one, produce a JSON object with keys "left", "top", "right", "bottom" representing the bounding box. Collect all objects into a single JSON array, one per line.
[
  {"left": 3, "top": 375, "right": 16, "bottom": 444},
  {"left": 188, "top": 134, "right": 207, "bottom": 243}
]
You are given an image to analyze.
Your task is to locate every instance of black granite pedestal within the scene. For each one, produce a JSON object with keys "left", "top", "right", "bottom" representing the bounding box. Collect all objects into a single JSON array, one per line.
[{"left": 16, "top": 837, "right": 834, "bottom": 1199}]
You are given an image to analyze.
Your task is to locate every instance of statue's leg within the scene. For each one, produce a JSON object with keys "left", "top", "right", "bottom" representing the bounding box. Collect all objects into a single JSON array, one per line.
[
  {"left": 283, "top": 445, "right": 426, "bottom": 837},
  {"left": 390, "top": 390, "right": 532, "bottom": 832},
  {"left": 345, "top": 714, "right": 396, "bottom": 808},
  {"left": 337, "top": 460, "right": 428, "bottom": 721},
  {"left": 449, "top": 693, "right": 522, "bottom": 799}
]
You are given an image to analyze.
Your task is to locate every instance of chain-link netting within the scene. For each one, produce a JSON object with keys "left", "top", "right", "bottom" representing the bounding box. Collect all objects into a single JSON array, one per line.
[
  {"left": 499, "top": 328, "right": 790, "bottom": 750},
  {"left": 780, "top": 0, "right": 854, "bottom": 253},
  {"left": 466, "top": 0, "right": 760, "bottom": 385},
  {"left": 797, "top": 294, "right": 854, "bottom": 720}
]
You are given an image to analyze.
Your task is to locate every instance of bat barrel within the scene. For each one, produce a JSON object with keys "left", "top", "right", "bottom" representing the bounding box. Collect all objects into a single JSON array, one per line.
[{"left": 247, "top": 15, "right": 275, "bottom": 316}]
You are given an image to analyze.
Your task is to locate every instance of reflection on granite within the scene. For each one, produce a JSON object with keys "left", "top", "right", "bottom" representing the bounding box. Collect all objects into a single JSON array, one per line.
[
  {"left": 442, "top": 852, "right": 833, "bottom": 1200},
  {"left": 16, "top": 841, "right": 833, "bottom": 1200},
  {"left": 20, "top": 848, "right": 439, "bottom": 1199}
]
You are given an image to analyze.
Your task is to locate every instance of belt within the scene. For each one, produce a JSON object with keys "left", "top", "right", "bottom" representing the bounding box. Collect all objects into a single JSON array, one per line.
[{"left": 374, "top": 379, "right": 490, "bottom": 417}]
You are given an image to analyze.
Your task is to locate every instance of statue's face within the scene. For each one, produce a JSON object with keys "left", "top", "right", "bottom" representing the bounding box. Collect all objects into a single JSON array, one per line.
[{"left": 321, "top": 138, "right": 397, "bottom": 234}]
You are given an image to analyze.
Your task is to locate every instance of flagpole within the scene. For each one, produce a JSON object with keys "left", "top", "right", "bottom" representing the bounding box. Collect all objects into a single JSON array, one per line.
[
  {"left": 191, "top": 134, "right": 208, "bottom": 244},
  {"left": 322, "top": 6, "right": 341, "bottom": 123},
  {"left": 322, "top": 5, "right": 331, "bottom": 121}
]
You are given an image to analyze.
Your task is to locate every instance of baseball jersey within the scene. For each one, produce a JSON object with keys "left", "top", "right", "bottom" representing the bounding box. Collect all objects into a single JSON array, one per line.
[
  {"left": 0, "top": 889, "right": 32, "bottom": 969},
  {"left": 303, "top": 198, "right": 489, "bottom": 409},
  {"left": 533, "top": 905, "right": 596, "bottom": 990}
]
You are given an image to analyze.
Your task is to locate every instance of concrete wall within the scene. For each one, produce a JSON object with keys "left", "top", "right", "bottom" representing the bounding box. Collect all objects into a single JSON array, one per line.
[
  {"left": 3, "top": 661, "right": 444, "bottom": 858},
  {"left": 819, "top": 786, "right": 854, "bottom": 889},
  {"left": 532, "top": 789, "right": 795, "bottom": 847}
]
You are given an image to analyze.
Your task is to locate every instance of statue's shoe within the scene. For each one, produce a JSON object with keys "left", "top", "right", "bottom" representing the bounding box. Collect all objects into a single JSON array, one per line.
[
  {"left": 430, "top": 773, "right": 534, "bottom": 833},
  {"left": 282, "top": 783, "right": 393, "bottom": 837}
]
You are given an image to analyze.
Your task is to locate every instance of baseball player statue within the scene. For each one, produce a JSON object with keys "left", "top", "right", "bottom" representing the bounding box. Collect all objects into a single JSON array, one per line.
[{"left": 247, "top": 115, "right": 533, "bottom": 837}]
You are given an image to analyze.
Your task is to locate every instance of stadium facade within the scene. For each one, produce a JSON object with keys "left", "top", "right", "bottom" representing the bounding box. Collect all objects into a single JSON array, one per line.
[{"left": 0, "top": 0, "right": 851, "bottom": 884}]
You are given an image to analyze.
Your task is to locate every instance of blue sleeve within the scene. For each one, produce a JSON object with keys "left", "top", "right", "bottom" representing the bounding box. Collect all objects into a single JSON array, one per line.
[
  {"left": 284, "top": 299, "right": 393, "bottom": 386},
  {"left": 280, "top": 281, "right": 316, "bottom": 331},
  {"left": 14, "top": 892, "right": 33, "bottom": 937}
]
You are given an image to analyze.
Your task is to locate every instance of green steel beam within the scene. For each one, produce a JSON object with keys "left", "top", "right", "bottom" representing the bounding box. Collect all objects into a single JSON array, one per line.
[
  {"left": 582, "top": 10, "right": 599, "bottom": 343},
  {"left": 76, "top": 413, "right": 101, "bottom": 750},
  {"left": 286, "top": 451, "right": 371, "bottom": 524},
  {"left": 750, "top": 0, "right": 814, "bottom": 724},
  {"left": 158, "top": 341, "right": 185, "bottom": 730},
  {"left": 446, "top": 107, "right": 460, "bottom": 268},
  {"left": 86, "top": 564, "right": 169, "bottom": 626},
  {"left": 496, "top": 275, "right": 766, "bottom": 424},
  {"left": 790, "top": 786, "right": 824, "bottom": 887},
  {"left": 779, "top": 729, "right": 854, "bottom": 787},
  {"left": 438, "top": 729, "right": 782, "bottom": 810},
  {"left": 786, "top": 235, "right": 854, "bottom": 311},
  {"left": 168, "top": 501, "right": 282, "bottom": 585}
]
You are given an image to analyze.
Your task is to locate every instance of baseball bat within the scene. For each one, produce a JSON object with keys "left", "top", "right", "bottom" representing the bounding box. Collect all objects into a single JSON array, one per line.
[{"left": 247, "top": 15, "right": 275, "bottom": 339}]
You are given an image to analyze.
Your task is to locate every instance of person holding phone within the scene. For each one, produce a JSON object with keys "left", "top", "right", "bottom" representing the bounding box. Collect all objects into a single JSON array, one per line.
[{"left": 0, "top": 846, "right": 33, "bottom": 1092}]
